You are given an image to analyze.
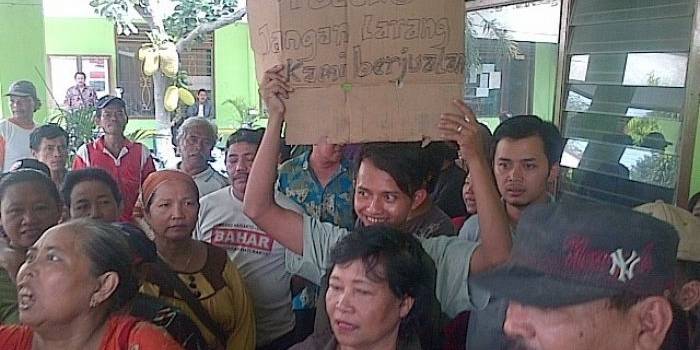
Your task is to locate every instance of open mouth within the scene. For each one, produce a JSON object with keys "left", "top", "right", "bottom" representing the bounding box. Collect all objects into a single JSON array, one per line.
[
  {"left": 17, "top": 288, "right": 34, "bottom": 311},
  {"left": 363, "top": 216, "right": 388, "bottom": 225}
]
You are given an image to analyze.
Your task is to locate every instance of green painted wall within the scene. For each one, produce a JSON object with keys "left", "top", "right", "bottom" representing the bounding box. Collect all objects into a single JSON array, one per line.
[
  {"left": 44, "top": 18, "right": 116, "bottom": 56},
  {"left": 43, "top": 17, "right": 117, "bottom": 106},
  {"left": 214, "top": 22, "right": 260, "bottom": 134},
  {"left": 532, "top": 42, "right": 557, "bottom": 122},
  {"left": 0, "top": 0, "right": 48, "bottom": 121}
]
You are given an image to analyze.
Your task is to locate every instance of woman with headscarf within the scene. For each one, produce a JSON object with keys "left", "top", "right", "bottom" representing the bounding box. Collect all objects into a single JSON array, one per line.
[
  {"left": 0, "top": 219, "right": 183, "bottom": 349},
  {"left": 135, "top": 170, "right": 256, "bottom": 350},
  {"left": 62, "top": 168, "right": 209, "bottom": 350}
]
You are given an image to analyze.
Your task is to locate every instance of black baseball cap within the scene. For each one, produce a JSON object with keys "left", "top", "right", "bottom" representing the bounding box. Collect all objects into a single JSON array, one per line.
[
  {"left": 9, "top": 158, "right": 51, "bottom": 178},
  {"left": 226, "top": 128, "right": 265, "bottom": 148},
  {"left": 95, "top": 95, "right": 126, "bottom": 109},
  {"left": 473, "top": 200, "right": 679, "bottom": 308}
]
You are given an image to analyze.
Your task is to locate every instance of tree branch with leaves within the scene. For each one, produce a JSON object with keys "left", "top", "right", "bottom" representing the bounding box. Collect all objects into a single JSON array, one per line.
[{"left": 89, "top": 0, "right": 246, "bottom": 159}]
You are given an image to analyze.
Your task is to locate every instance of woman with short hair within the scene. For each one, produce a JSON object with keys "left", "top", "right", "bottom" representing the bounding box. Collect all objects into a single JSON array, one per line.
[
  {"left": 0, "top": 219, "right": 183, "bottom": 349},
  {"left": 0, "top": 169, "right": 62, "bottom": 324},
  {"left": 291, "top": 225, "right": 433, "bottom": 350},
  {"left": 62, "top": 167, "right": 123, "bottom": 223},
  {"left": 136, "top": 170, "right": 256, "bottom": 350}
]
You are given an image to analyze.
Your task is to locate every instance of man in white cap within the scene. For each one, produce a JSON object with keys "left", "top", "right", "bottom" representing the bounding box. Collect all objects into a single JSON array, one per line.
[
  {"left": 1, "top": 80, "right": 41, "bottom": 172},
  {"left": 635, "top": 201, "right": 700, "bottom": 349}
]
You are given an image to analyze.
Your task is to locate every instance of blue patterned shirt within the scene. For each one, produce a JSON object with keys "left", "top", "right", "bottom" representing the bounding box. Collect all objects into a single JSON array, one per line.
[{"left": 277, "top": 151, "right": 356, "bottom": 230}]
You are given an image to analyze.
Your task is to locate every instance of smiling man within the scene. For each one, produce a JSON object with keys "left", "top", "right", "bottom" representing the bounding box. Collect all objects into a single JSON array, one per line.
[{"left": 243, "top": 65, "right": 512, "bottom": 348}]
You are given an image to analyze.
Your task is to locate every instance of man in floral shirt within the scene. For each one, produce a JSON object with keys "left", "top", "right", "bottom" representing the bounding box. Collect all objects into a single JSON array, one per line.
[
  {"left": 64, "top": 72, "right": 97, "bottom": 109},
  {"left": 277, "top": 143, "right": 355, "bottom": 229},
  {"left": 276, "top": 142, "right": 355, "bottom": 340}
]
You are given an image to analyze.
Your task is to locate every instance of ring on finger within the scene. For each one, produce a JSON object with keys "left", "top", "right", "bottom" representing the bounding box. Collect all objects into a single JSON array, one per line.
[{"left": 457, "top": 125, "right": 463, "bottom": 133}]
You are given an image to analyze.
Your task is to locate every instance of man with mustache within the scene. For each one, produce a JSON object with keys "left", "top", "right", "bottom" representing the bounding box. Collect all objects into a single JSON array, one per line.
[
  {"left": 473, "top": 200, "right": 678, "bottom": 350},
  {"left": 175, "top": 117, "right": 228, "bottom": 197},
  {"left": 278, "top": 141, "right": 355, "bottom": 230},
  {"left": 196, "top": 128, "right": 305, "bottom": 350},
  {"left": 277, "top": 140, "right": 356, "bottom": 341}
]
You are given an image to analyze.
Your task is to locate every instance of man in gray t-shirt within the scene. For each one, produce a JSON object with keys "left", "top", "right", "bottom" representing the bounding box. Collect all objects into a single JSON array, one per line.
[
  {"left": 464, "top": 115, "right": 563, "bottom": 349},
  {"left": 195, "top": 129, "right": 301, "bottom": 349}
]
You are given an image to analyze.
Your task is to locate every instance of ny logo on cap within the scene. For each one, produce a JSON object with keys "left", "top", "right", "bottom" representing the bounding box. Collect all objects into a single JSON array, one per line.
[{"left": 609, "top": 249, "right": 640, "bottom": 282}]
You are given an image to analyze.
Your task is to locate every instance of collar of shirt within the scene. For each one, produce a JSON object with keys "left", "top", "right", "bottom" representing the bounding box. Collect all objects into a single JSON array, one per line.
[
  {"left": 94, "top": 136, "right": 133, "bottom": 163},
  {"left": 176, "top": 162, "right": 214, "bottom": 179},
  {"left": 192, "top": 165, "right": 217, "bottom": 181},
  {"left": 300, "top": 150, "right": 351, "bottom": 175}
]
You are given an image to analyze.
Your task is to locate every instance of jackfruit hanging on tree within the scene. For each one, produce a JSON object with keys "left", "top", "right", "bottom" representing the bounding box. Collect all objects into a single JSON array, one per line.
[
  {"left": 164, "top": 85, "right": 180, "bottom": 112},
  {"left": 137, "top": 40, "right": 195, "bottom": 110}
]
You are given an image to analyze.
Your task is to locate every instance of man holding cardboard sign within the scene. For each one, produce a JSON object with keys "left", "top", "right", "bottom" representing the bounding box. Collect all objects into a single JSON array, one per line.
[
  {"left": 247, "top": 0, "right": 466, "bottom": 145},
  {"left": 243, "top": 65, "right": 511, "bottom": 348}
]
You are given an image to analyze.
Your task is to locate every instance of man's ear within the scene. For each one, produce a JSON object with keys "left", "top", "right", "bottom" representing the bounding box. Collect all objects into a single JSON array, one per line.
[
  {"left": 59, "top": 206, "right": 69, "bottom": 224},
  {"left": 91, "top": 271, "right": 120, "bottom": 307},
  {"left": 633, "top": 296, "right": 673, "bottom": 350},
  {"left": 547, "top": 164, "right": 560, "bottom": 183},
  {"left": 677, "top": 280, "right": 700, "bottom": 311},
  {"left": 399, "top": 295, "right": 415, "bottom": 318},
  {"left": 410, "top": 189, "right": 428, "bottom": 211},
  {"left": 31, "top": 150, "right": 38, "bottom": 158}
]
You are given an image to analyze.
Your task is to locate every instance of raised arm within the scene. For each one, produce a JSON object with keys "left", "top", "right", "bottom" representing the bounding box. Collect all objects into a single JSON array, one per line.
[
  {"left": 243, "top": 65, "right": 304, "bottom": 254},
  {"left": 438, "top": 100, "right": 511, "bottom": 273}
]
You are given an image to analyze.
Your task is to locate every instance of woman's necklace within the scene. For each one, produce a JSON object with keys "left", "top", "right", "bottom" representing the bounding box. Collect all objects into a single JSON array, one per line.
[{"left": 157, "top": 242, "right": 195, "bottom": 271}]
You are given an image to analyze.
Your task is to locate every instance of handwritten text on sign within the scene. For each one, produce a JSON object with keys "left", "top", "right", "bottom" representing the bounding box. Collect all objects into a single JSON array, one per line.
[{"left": 251, "top": 0, "right": 465, "bottom": 85}]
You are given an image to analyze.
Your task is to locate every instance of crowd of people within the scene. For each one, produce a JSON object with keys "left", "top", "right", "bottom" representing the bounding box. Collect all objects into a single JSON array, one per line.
[{"left": 0, "top": 65, "right": 697, "bottom": 350}]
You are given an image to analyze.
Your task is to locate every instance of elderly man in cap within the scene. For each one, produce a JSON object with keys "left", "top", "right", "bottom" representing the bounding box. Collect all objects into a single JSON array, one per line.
[
  {"left": 1, "top": 80, "right": 41, "bottom": 172},
  {"left": 73, "top": 95, "right": 155, "bottom": 222},
  {"left": 635, "top": 201, "right": 700, "bottom": 349},
  {"left": 474, "top": 200, "right": 679, "bottom": 350}
]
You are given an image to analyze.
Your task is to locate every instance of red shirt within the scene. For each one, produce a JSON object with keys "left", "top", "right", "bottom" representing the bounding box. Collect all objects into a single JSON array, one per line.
[
  {"left": 72, "top": 136, "right": 156, "bottom": 222},
  {"left": 0, "top": 315, "right": 184, "bottom": 350}
]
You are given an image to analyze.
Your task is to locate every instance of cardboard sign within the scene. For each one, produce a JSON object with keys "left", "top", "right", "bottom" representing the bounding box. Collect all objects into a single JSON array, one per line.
[{"left": 248, "top": 0, "right": 465, "bottom": 144}]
